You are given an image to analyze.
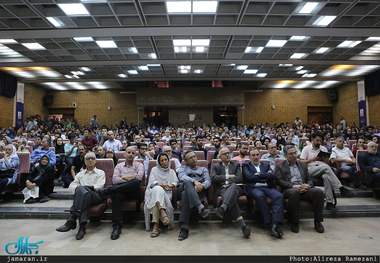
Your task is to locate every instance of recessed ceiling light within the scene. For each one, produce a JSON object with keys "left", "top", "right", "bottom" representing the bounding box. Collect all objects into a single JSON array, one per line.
[
  {"left": 74, "top": 37, "right": 94, "bottom": 42},
  {"left": 366, "top": 37, "right": 380, "bottom": 41},
  {"left": 315, "top": 47, "right": 329, "bottom": 54},
  {"left": 193, "top": 1, "right": 218, "bottom": 13},
  {"left": 256, "top": 73, "right": 267, "bottom": 77},
  {"left": 128, "top": 70, "right": 138, "bottom": 75},
  {"left": 279, "top": 64, "right": 293, "bottom": 67},
  {"left": 256, "top": 47, "right": 264, "bottom": 53},
  {"left": 192, "top": 39, "right": 210, "bottom": 46},
  {"left": 299, "top": 2, "right": 318, "bottom": 14},
  {"left": 138, "top": 66, "right": 149, "bottom": 70},
  {"left": 179, "top": 65, "right": 191, "bottom": 70},
  {"left": 337, "top": 40, "right": 362, "bottom": 48},
  {"left": 22, "top": 43, "right": 46, "bottom": 50},
  {"left": 174, "top": 46, "right": 189, "bottom": 53},
  {"left": 290, "top": 36, "right": 307, "bottom": 41},
  {"left": 244, "top": 69, "right": 258, "bottom": 74},
  {"left": 129, "top": 47, "right": 138, "bottom": 54},
  {"left": 72, "top": 75, "right": 80, "bottom": 79},
  {"left": 71, "top": 71, "right": 85, "bottom": 75},
  {"left": 180, "top": 69, "right": 189, "bottom": 73},
  {"left": 173, "top": 39, "right": 191, "bottom": 46},
  {"left": 302, "top": 74, "right": 317, "bottom": 78},
  {"left": 295, "top": 66, "right": 304, "bottom": 71},
  {"left": 118, "top": 74, "right": 127, "bottom": 78},
  {"left": 297, "top": 70, "right": 308, "bottom": 74},
  {"left": 0, "top": 39, "right": 18, "bottom": 44},
  {"left": 290, "top": 53, "right": 307, "bottom": 59},
  {"left": 96, "top": 40, "right": 117, "bottom": 48},
  {"left": 58, "top": 3, "right": 90, "bottom": 16},
  {"left": 149, "top": 53, "right": 157, "bottom": 59},
  {"left": 195, "top": 46, "right": 205, "bottom": 52},
  {"left": 147, "top": 64, "right": 161, "bottom": 67},
  {"left": 236, "top": 65, "right": 248, "bottom": 70},
  {"left": 81, "top": 67, "right": 91, "bottom": 72},
  {"left": 166, "top": 1, "right": 191, "bottom": 13},
  {"left": 313, "top": 16, "right": 336, "bottom": 26},
  {"left": 266, "top": 40, "right": 287, "bottom": 47},
  {"left": 244, "top": 47, "right": 252, "bottom": 53},
  {"left": 194, "top": 69, "right": 203, "bottom": 74},
  {"left": 47, "top": 17, "right": 63, "bottom": 27},
  {"left": 64, "top": 75, "right": 72, "bottom": 79}
]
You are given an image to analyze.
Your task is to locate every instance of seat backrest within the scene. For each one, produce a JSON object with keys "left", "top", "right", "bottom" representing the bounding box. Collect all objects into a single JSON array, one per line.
[
  {"left": 234, "top": 138, "right": 241, "bottom": 144},
  {"left": 259, "top": 150, "right": 269, "bottom": 158},
  {"left": 270, "top": 134, "right": 275, "bottom": 140},
  {"left": 49, "top": 147, "right": 55, "bottom": 153},
  {"left": 348, "top": 140, "right": 356, "bottom": 151},
  {"left": 114, "top": 151, "right": 125, "bottom": 160},
  {"left": 27, "top": 141, "right": 34, "bottom": 147},
  {"left": 156, "top": 142, "right": 164, "bottom": 148},
  {"left": 25, "top": 146, "right": 33, "bottom": 154},
  {"left": 274, "top": 158, "right": 286, "bottom": 173},
  {"left": 356, "top": 150, "right": 367, "bottom": 171},
  {"left": 227, "top": 145, "right": 236, "bottom": 152},
  {"left": 232, "top": 151, "right": 239, "bottom": 158},
  {"left": 117, "top": 159, "right": 125, "bottom": 164},
  {"left": 95, "top": 159, "right": 114, "bottom": 188},
  {"left": 0, "top": 152, "right": 4, "bottom": 159},
  {"left": 205, "top": 145, "right": 215, "bottom": 152},
  {"left": 17, "top": 152, "right": 30, "bottom": 174},
  {"left": 172, "top": 151, "right": 181, "bottom": 161},
  {"left": 351, "top": 143, "right": 357, "bottom": 151},
  {"left": 194, "top": 151, "right": 206, "bottom": 160},
  {"left": 183, "top": 145, "right": 191, "bottom": 152},
  {"left": 207, "top": 151, "right": 215, "bottom": 164}
]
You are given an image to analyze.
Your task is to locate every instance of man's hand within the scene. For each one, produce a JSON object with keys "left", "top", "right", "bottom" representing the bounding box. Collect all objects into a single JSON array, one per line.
[
  {"left": 228, "top": 174, "right": 236, "bottom": 178},
  {"left": 292, "top": 185, "right": 303, "bottom": 192},
  {"left": 372, "top": 167, "right": 380, "bottom": 173},
  {"left": 18, "top": 145, "right": 24, "bottom": 152},
  {"left": 320, "top": 156, "right": 329, "bottom": 164},
  {"left": 120, "top": 175, "right": 134, "bottom": 183},
  {"left": 311, "top": 156, "right": 321, "bottom": 162},
  {"left": 194, "top": 181, "right": 204, "bottom": 192},
  {"left": 300, "top": 184, "right": 310, "bottom": 193},
  {"left": 145, "top": 152, "right": 152, "bottom": 160}
]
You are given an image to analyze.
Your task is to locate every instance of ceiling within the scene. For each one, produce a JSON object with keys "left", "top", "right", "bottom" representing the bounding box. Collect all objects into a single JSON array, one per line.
[{"left": 0, "top": 0, "right": 380, "bottom": 91}]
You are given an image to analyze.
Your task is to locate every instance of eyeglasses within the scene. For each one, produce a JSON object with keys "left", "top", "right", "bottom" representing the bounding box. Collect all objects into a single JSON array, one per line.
[
  {"left": 164, "top": 150, "right": 172, "bottom": 153},
  {"left": 86, "top": 157, "right": 95, "bottom": 160},
  {"left": 221, "top": 152, "right": 230, "bottom": 156},
  {"left": 140, "top": 148, "right": 147, "bottom": 151}
]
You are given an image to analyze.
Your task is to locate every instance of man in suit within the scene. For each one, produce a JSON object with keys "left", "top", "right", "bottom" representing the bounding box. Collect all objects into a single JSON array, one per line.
[
  {"left": 358, "top": 141, "right": 380, "bottom": 186},
  {"left": 211, "top": 147, "right": 251, "bottom": 238},
  {"left": 275, "top": 145, "right": 324, "bottom": 234},
  {"left": 242, "top": 148, "right": 284, "bottom": 238}
]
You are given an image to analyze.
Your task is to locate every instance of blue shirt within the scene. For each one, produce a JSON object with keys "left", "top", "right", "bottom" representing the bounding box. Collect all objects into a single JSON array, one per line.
[
  {"left": 65, "top": 143, "right": 78, "bottom": 158},
  {"left": 0, "top": 156, "right": 19, "bottom": 185},
  {"left": 30, "top": 148, "right": 56, "bottom": 166}
]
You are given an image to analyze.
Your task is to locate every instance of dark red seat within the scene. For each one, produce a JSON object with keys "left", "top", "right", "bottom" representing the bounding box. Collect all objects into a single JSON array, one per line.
[{"left": 5, "top": 152, "right": 30, "bottom": 193}]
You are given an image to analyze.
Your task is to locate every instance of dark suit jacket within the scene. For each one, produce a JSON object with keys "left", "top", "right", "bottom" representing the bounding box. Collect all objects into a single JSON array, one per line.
[
  {"left": 242, "top": 162, "right": 275, "bottom": 194},
  {"left": 211, "top": 161, "right": 242, "bottom": 202},
  {"left": 358, "top": 152, "right": 380, "bottom": 185},
  {"left": 275, "top": 160, "right": 313, "bottom": 190}
]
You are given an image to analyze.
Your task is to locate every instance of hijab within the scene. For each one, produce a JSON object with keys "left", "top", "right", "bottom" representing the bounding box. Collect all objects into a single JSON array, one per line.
[
  {"left": 7, "top": 145, "right": 18, "bottom": 160},
  {"left": 38, "top": 154, "right": 51, "bottom": 171},
  {"left": 55, "top": 139, "right": 65, "bottom": 154},
  {"left": 276, "top": 135, "right": 286, "bottom": 150},
  {"left": 153, "top": 152, "right": 172, "bottom": 182}
]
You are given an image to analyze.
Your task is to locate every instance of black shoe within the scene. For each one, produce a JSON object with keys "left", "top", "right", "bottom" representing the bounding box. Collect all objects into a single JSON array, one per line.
[
  {"left": 200, "top": 207, "right": 211, "bottom": 218},
  {"left": 76, "top": 225, "right": 86, "bottom": 240},
  {"left": 325, "top": 203, "right": 338, "bottom": 212},
  {"left": 241, "top": 225, "right": 251, "bottom": 238},
  {"left": 110, "top": 225, "right": 121, "bottom": 240},
  {"left": 62, "top": 183, "right": 69, "bottom": 188},
  {"left": 96, "top": 188, "right": 109, "bottom": 198},
  {"left": 314, "top": 221, "right": 324, "bottom": 233},
  {"left": 276, "top": 225, "right": 284, "bottom": 237},
  {"left": 268, "top": 222, "right": 280, "bottom": 238},
  {"left": 56, "top": 220, "right": 76, "bottom": 232},
  {"left": 214, "top": 207, "right": 224, "bottom": 219},
  {"left": 340, "top": 187, "right": 356, "bottom": 198},
  {"left": 39, "top": 196, "right": 50, "bottom": 203},
  {"left": 291, "top": 223, "right": 299, "bottom": 233},
  {"left": 25, "top": 198, "right": 39, "bottom": 204},
  {"left": 178, "top": 227, "right": 189, "bottom": 241}
]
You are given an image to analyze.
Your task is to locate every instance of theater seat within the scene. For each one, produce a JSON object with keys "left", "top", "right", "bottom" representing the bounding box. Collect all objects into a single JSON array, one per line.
[{"left": 6, "top": 152, "right": 30, "bottom": 193}]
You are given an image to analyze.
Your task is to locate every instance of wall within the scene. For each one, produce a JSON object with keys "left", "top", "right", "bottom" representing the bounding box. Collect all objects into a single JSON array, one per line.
[
  {"left": 244, "top": 89, "right": 334, "bottom": 126},
  {"left": 137, "top": 87, "right": 245, "bottom": 106},
  {"left": 23, "top": 83, "right": 49, "bottom": 119},
  {"left": 47, "top": 89, "right": 138, "bottom": 127},
  {"left": 368, "top": 93, "right": 380, "bottom": 126},
  {"left": 168, "top": 107, "right": 213, "bottom": 127},
  {"left": 0, "top": 95, "right": 14, "bottom": 128},
  {"left": 333, "top": 82, "right": 358, "bottom": 125}
]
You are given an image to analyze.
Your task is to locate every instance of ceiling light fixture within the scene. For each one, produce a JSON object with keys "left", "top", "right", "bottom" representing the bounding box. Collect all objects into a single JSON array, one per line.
[
  {"left": 128, "top": 70, "right": 138, "bottom": 75},
  {"left": 47, "top": 17, "right": 63, "bottom": 27},
  {"left": 366, "top": 37, "right": 380, "bottom": 41},
  {"left": 166, "top": 1, "right": 191, "bottom": 13},
  {"left": 266, "top": 40, "right": 287, "bottom": 47},
  {"left": 22, "top": 43, "right": 46, "bottom": 50},
  {"left": 236, "top": 65, "right": 248, "bottom": 70},
  {"left": 58, "top": 3, "right": 90, "bottom": 16},
  {"left": 138, "top": 66, "right": 149, "bottom": 70},
  {"left": 192, "top": 39, "right": 210, "bottom": 46},
  {"left": 193, "top": 1, "right": 217, "bottom": 13},
  {"left": 290, "top": 36, "right": 307, "bottom": 41},
  {"left": 0, "top": 39, "right": 18, "bottom": 44},
  {"left": 173, "top": 39, "right": 191, "bottom": 46},
  {"left": 118, "top": 74, "right": 127, "bottom": 78},
  {"left": 73, "top": 37, "right": 94, "bottom": 42},
  {"left": 337, "top": 40, "right": 362, "bottom": 48},
  {"left": 315, "top": 47, "right": 329, "bottom": 54},
  {"left": 243, "top": 69, "right": 258, "bottom": 74},
  {"left": 256, "top": 73, "right": 267, "bottom": 77},
  {"left": 194, "top": 69, "right": 203, "bottom": 74},
  {"left": 313, "top": 16, "right": 336, "bottom": 26},
  {"left": 299, "top": 2, "right": 318, "bottom": 14},
  {"left": 80, "top": 67, "right": 91, "bottom": 72},
  {"left": 96, "top": 40, "right": 117, "bottom": 48},
  {"left": 290, "top": 53, "right": 307, "bottom": 59}
]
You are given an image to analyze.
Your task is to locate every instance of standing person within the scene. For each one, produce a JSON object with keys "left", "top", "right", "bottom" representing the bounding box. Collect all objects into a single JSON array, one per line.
[
  {"left": 340, "top": 116, "right": 347, "bottom": 130},
  {"left": 294, "top": 116, "right": 302, "bottom": 126},
  {"left": 144, "top": 152, "right": 178, "bottom": 237},
  {"left": 276, "top": 145, "right": 325, "bottom": 233},
  {"left": 56, "top": 152, "right": 105, "bottom": 240},
  {"left": 212, "top": 148, "right": 251, "bottom": 238},
  {"left": 90, "top": 115, "right": 99, "bottom": 128},
  {"left": 0, "top": 145, "right": 19, "bottom": 199}
]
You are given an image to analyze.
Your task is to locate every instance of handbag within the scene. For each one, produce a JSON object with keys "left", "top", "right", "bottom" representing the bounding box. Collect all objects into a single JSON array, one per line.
[{"left": 0, "top": 169, "right": 15, "bottom": 179}]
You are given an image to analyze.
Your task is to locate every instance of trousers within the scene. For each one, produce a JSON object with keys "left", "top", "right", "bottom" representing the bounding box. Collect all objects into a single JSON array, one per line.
[{"left": 308, "top": 164, "right": 342, "bottom": 203}]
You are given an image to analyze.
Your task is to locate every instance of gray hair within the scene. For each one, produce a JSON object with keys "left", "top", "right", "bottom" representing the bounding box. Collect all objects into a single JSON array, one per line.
[
  {"left": 43, "top": 136, "right": 51, "bottom": 145},
  {"left": 85, "top": 152, "right": 96, "bottom": 159},
  {"left": 183, "top": 149, "right": 195, "bottom": 161},
  {"left": 283, "top": 145, "right": 296, "bottom": 155},
  {"left": 217, "top": 146, "right": 229, "bottom": 157},
  {"left": 368, "top": 141, "right": 377, "bottom": 147},
  {"left": 337, "top": 136, "right": 345, "bottom": 141},
  {"left": 20, "top": 138, "right": 27, "bottom": 146}
]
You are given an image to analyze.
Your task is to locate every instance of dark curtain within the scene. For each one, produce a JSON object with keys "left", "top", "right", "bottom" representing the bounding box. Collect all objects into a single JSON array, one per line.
[
  {"left": 0, "top": 71, "right": 17, "bottom": 98},
  {"left": 365, "top": 70, "right": 380, "bottom": 97}
]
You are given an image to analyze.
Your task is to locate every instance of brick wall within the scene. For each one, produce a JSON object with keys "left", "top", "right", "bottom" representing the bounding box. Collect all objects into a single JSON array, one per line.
[
  {"left": 168, "top": 107, "right": 213, "bottom": 127},
  {"left": 0, "top": 95, "right": 14, "bottom": 128},
  {"left": 47, "top": 90, "right": 138, "bottom": 127},
  {"left": 333, "top": 82, "right": 358, "bottom": 125},
  {"left": 137, "top": 87, "right": 245, "bottom": 106},
  {"left": 244, "top": 89, "right": 334, "bottom": 126},
  {"left": 368, "top": 93, "right": 380, "bottom": 126},
  {"left": 24, "top": 83, "right": 49, "bottom": 120}
]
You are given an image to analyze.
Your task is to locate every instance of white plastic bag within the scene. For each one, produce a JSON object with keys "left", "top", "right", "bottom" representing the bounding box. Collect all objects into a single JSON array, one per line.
[{"left": 22, "top": 186, "right": 39, "bottom": 203}]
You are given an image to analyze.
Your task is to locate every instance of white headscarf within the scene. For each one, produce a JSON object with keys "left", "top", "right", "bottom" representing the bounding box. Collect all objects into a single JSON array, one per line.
[
  {"left": 151, "top": 152, "right": 172, "bottom": 182},
  {"left": 7, "top": 145, "right": 18, "bottom": 160}
]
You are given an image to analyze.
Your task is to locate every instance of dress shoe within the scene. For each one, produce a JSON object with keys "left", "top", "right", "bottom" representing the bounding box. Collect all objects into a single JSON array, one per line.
[
  {"left": 56, "top": 220, "right": 76, "bottom": 232},
  {"left": 110, "top": 225, "right": 122, "bottom": 240},
  {"left": 25, "top": 198, "right": 38, "bottom": 204},
  {"left": 200, "top": 207, "right": 211, "bottom": 218},
  {"left": 314, "top": 221, "right": 325, "bottom": 233},
  {"left": 325, "top": 203, "right": 338, "bottom": 212},
  {"left": 291, "top": 223, "right": 299, "bottom": 233},
  {"left": 39, "top": 196, "right": 50, "bottom": 203},
  {"left": 268, "top": 222, "right": 280, "bottom": 238},
  {"left": 76, "top": 225, "right": 86, "bottom": 240},
  {"left": 96, "top": 188, "right": 109, "bottom": 198},
  {"left": 214, "top": 207, "right": 224, "bottom": 219},
  {"left": 340, "top": 187, "right": 356, "bottom": 197},
  {"left": 276, "top": 226, "right": 284, "bottom": 237},
  {"left": 178, "top": 227, "right": 189, "bottom": 241},
  {"left": 241, "top": 225, "right": 251, "bottom": 238}
]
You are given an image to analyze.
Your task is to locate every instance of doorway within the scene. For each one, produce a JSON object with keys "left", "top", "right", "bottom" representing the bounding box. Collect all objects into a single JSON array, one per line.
[
  {"left": 144, "top": 107, "right": 169, "bottom": 128},
  {"left": 307, "top": 106, "right": 333, "bottom": 125},
  {"left": 213, "top": 106, "right": 238, "bottom": 127}
]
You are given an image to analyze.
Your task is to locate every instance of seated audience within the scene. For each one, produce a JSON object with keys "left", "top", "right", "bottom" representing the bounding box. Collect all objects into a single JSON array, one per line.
[
  {"left": 261, "top": 142, "right": 285, "bottom": 170},
  {"left": 96, "top": 146, "right": 106, "bottom": 159},
  {"left": 162, "top": 146, "right": 181, "bottom": 172},
  {"left": 358, "top": 141, "right": 380, "bottom": 186},
  {"left": 144, "top": 152, "right": 178, "bottom": 237},
  {"left": 0, "top": 145, "right": 19, "bottom": 198},
  {"left": 103, "top": 130, "right": 122, "bottom": 152},
  {"left": 135, "top": 143, "right": 152, "bottom": 176},
  {"left": 61, "top": 145, "right": 86, "bottom": 188},
  {"left": 64, "top": 133, "right": 78, "bottom": 166},
  {"left": 232, "top": 143, "right": 249, "bottom": 167},
  {"left": 189, "top": 135, "right": 207, "bottom": 160},
  {"left": 17, "top": 138, "right": 29, "bottom": 153},
  {"left": 81, "top": 128, "right": 97, "bottom": 152},
  {"left": 30, "top": 136, "right": 56, "bottom": 166},
  {"left": 352, "top": 138, "right": 367, "bottom": 157}
]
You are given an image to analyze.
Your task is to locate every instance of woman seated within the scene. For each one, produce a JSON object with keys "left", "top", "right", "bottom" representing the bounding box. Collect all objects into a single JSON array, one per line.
[
  {"left": 0, "top": 145, "right": 19, "bottom": 199},
  {"left": 55, "top": 138, "right": 66, "bottom": 178},
  {"left": 105, "top": 149, "right": 118, "bottom": 167},
  {"left": 25, "top": 155, "right": 55, "bottom": 203},
  {"left": 144, "top": 152, "right": 178, "bottom": 237}
]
